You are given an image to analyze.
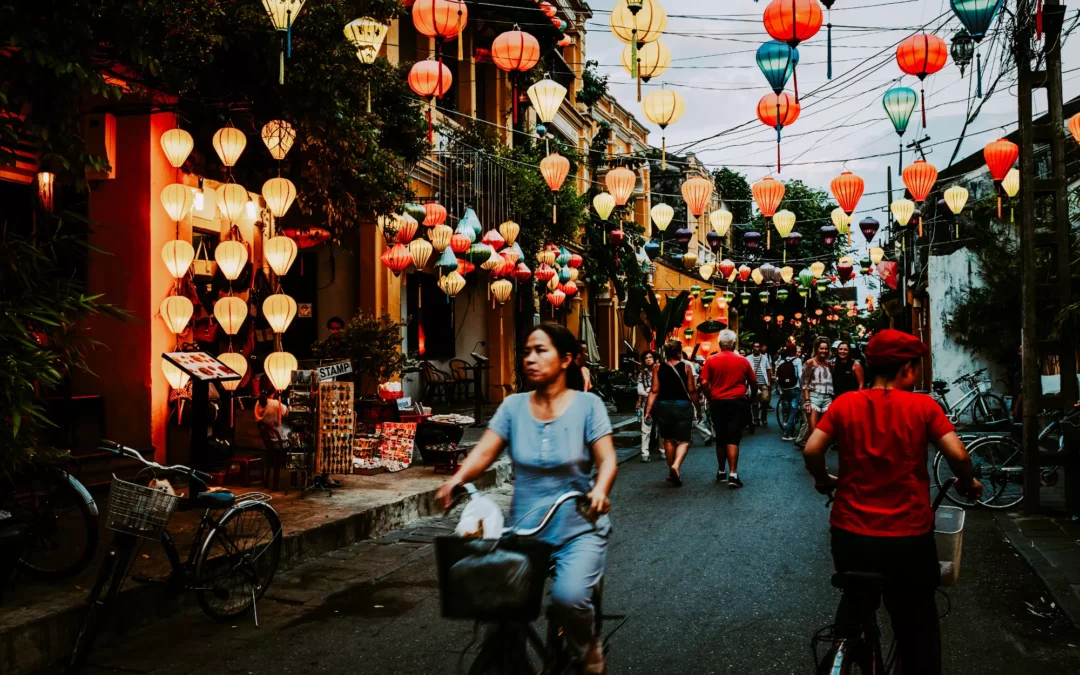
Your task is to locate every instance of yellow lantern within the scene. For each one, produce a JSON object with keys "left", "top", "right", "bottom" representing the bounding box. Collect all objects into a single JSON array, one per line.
[
  {"left": 831, "top": 207, "right": 851, "bottom": 233},
  {"left": 610, "top": 0, "right": 667, "bottom": 46},
  {"left": 160, "top": 183, "right": 194, "bottom": 222},
  {"left": 480, "top": 244, "right": 502, "bottom": 271},
  {"left": 890, "top": 198, "right": 915, "bottom": 226},
  {"left": 344, "top": 17, "right": 389, "bottom": 64},
  {"left": 944, "top": 185, "right": 969, "bottom": 215},
  {"left": 527, "top": 78, "right": 567, "bottom": 124},
  {"left": 212, "top": 125, "right": 247, "bottom": 167},
  {"left": 216, "top": 183, "right": 249, "bottom": 224},
  {"left": 162, "top": 358, "right": 191, "bottom": 390},
  {"left": 265, "top": 235, "right": 298, "bottom": 276},
  {"left": 214, "top": 296, "right": 248, "bottom": 335},
  {"left": 809, "top": 262, "right": 825, "bottom": 279},
  {"left": 547, "top": 275, "right": 560, "bottom": 292},
  {"left": 839, "top": 255, "right": 854, "bottom": 266},
  {"left": 491, "top": 279, "right": 513, "bottom": 305},
  {"left": 264, "top": 351, "right": 298, "bottom": 392},
  {"left": 160, "top": 295, "right": 194, "bottom": 335},
  {"left": 263, "top": 294, "right": 297, "bottom": 334},
  {"left": 594, "top": 192, "right": 617, "bottom": 221},
  {"left": 1002, "top": 167, "right": 1020, "bottom": 198},
  {"left": 650, "top": 203, "right": 674, "bottom": 231},
  {"left": 430, "top": 224, "right": 453, "bottom": 252},
  {"left": 237, "top": 201, "right": 260, "bottom": 234},
  {"left": 439, "top": 270, "right": 466, "bottom": 297},
  {"left": 215, "top": 240, "right": 249, "bottom": 281},
  {"left": 682, "top": 250, "right": 698, "bottom": 269},
  {"left": 262, "top": 177, "right": 297, "bottom": 218},
  {"left": 499, "top": 220, "right": 520, "bottom": 246},
  {"left": 160, "top": 128, "right": 194, "bottom": 169},
  {"left": 216, "top": 352, "right": 248, "bottom": 392},
  {"left": 260, "top": 120, "right": 296, "bottom": 161},
  {"left": 780, "top": 266, "right": 794, "bottom": 283},
  {"left": 409, "top": 238, "right": 433, "bottom": 270},
  {"left": 772, "top": 209, "right": 796, "bottom": 238},
  {"left": 709, "top": 208, "right": 733, "bottom": 236},
  {"left": 537, "top": 248, "right": 557, "bottom": 266},
  {"left": 641, "top": 88, "right": 684, "bottom": 167},
  {"left": 623, "top": 40, "right": 671, "bottom": 82},
  {"left": 870, "top": 247, "right": 885, "bottom": 266},
  {"left": 699, "top": 263, "right": 714, "bottom": 281},
  {"left": 751, "top": 268, "right": 764, "bottom": 285},
  {"left": 162, "top": 240, "right": 195, "bottom": 279}
]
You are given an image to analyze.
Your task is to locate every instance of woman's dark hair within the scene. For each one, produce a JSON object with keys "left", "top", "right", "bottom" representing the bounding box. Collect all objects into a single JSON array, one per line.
[
  {"left": 641, "top": 349, "right": 659, "bottom": 364},
  {"left": 529, "top": 322, "right": 584, "bottom": 390},
  {"left": 257, "top": 375, "right": 274, "bottom": 408},
  {"left": 663, "top": 340, "right": 683, "bottom": 360}
]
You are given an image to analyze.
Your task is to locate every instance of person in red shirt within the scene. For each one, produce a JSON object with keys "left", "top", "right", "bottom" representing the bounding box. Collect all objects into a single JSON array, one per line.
[
  {"left": 699, "top": 329, "right": 756, "bottom": 488},
  {"left": 803, "top": 329, "right": 983, "bottom": 675}
]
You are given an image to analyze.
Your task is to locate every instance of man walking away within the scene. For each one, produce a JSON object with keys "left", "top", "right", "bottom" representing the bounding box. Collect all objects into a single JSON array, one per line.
[
  {"left": 745, "top": 342, "right": 773, "bottom": 428},
  {"left": 700, "top": 330, "right": 756, "bottom": 488},
  {"left": 775, "top": 344, "right": 802, "bottom": 441}
]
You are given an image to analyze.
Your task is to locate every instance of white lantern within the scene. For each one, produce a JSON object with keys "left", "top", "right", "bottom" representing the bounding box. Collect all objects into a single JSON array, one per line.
[
  {"left": 160, "top": 183, "right": 194, "bottom": 222},
  {"left": 161, "top": 240, "right": 195, "bottom": 279},
  {"left": 264, "top": 351, "right": 298, "bottom": 391},
  {"left": 237, "top": 201, "right": 260, "bottom": 231},
  {"left": 212, "top": 125, "right": 247, "bottom": 167},
  {"left": 160, "top": 128, "right": 193, "bottom": 169},
  {"left": 527, "top": 78, "right": 567, "bottom": 124},
  {"left": 260, "top": 120, "right": 296, "bottom": 160},
  {"left": 263, "top": 294, "right": 297, "bottom": 334},
  {"left": 215, "top": 241, "right": 248, "bottom": 281},
  {"left": 264, "top": 235, "right": 298, "bottom": 276},
  {"left": 216, "top": 183, "right": 249, "bottom": 225},
  {"left": 262, "top": 177, "right": 297, "bottom": 218},
  {"left": 214, "top": 296, "right": 248, "bottom": 335},
  {"left": 160, "top": 295, "right": 194, "bottom": 334},
  {"left": 216, "top": 352, "right": 248, "bottom": 392},
  {"left": 162, "top": 358, "right": 191, "bottom": 390}
]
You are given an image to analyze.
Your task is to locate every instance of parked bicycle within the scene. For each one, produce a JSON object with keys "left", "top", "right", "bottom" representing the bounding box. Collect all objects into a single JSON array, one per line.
[
  {"left": 812, "top": 479, "right": 961, "bottom": 674},
  {"left": 930, "top": 368, "right": 1008, "bottom": 426},
  {"left": 0, "top": 463, "right": 99, "bottom": 581},
  {"left": 436, "top": 484, "right": 624, "bottom": 675},
  {"left": 68, "top": 441, "right": 282, "bottom": 673}
]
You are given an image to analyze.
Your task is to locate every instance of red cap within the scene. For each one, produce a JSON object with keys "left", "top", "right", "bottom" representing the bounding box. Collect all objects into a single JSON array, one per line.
[{"left": 864, "top": 329, "right": 928, "bottom": 366}]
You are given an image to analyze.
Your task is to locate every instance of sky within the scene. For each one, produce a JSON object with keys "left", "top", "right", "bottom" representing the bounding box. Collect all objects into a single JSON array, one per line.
[{"left": 583, "top": 0, "right": 1080, "bottom": 293}]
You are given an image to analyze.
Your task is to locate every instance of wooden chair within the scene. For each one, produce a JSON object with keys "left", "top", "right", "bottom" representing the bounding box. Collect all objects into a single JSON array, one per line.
[
  {"left": 420, "top": 361, "right": 456, "bottom": 405},
  {"left": 448, "top": 358, "right": 473, "bottom": 401}
]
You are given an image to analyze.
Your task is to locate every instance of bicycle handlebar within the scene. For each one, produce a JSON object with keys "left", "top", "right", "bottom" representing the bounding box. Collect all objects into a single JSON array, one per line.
[
  {"left": 448, "top": 483, "right": 589, "bottom": 538},
  {"left": 98, "top": 440, "right": 214, "bottom": 483},
  {"left": 824, "top": 478, "right": 959, "bottom": 511}
]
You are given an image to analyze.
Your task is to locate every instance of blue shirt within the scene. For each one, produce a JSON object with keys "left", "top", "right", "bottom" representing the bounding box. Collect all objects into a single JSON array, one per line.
[{"left": 488, "top": 391, "right": 613, "bottom": 546}]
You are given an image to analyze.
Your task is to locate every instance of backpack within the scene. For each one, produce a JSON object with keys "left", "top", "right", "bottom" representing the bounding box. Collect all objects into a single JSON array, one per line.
[{"left": 776, "top": 358, "right": 799, "bottom": 389}]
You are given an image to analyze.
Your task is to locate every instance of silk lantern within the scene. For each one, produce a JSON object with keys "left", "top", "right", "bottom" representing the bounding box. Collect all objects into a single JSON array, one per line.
[
  {"left": 409, "top": 238, "right": 433, "bottom": 271},
  {"left": 944, "top": 185, "right": 969, "bottom": 237},
  {"left": 412, "top": 0, "right": 467, "bottom": 61},
  {"left": 859, "top": 217, "right": 880, "bottom": 244},
  {"left": 831, "top": 207, "right": 852, "bottom": 244},
  {"left": 162, "top": 359, "right": 191, "bottom": 391},
  {"left": 160, "top": 295, "right": 194, "bottom": 335},
  {"left": 439, "top": 270, "right": 466, "bottom": 298},
  {"left": 594, "top": 192, "right": 617, "bottom": 220},
  {"left": 1070, "top": 113, "right": 1080, "bottom": 144},
  {"left": 160, "top": 183, "right": 194, "bottom": 222},
  {"left": 430, "top": 224, "right": 453, "bottom": 252},
  {"left": 409, "top": 57, "right": 453, "bottom": 142},
  {"left": 491, "top": 279, "right": 513, "bottom": 305},
  {"left": 540, "top": 153, "right": 570, "bottom": 223},
  {"left": 773, "top": 209, "right": 796, "bottom": 260},
  {"left": 623, "top": 40, "right": 672, "bottom": 85},
  {"left": 215, "top": 240, "right": 248, "bottom": 281},
  {"left": 265, "top": 235, "right": 298, "bottom": 276},
  {"left": 160, "top": 128, "right": 194, "bottom": 168},
  {"left": 263, "top": 294, "right": 298, "bottom": 333},
  {"left": 820, "top": 225, "right": 838, "bottom": 246},
  {"left": 810, "top": 261, "right": 826, "bottom": 279},
  {"left": 870, "top": 246, "right": 886, "bottom": 266},
  {"left": 753, "top": 177, "right": 785, "bottom": 221},
  {"left": 424, "top": 202, "right": 447, "bottom": 227},
  {"left": 216, "top": 183, "right": 249, "bottom": 225},
  {"left": 261, "top": 120, "right": 296, "bottom": 160},
  {"left": 951, "top": 0, "right": 1005, "bottom": 97},
  {"left": 896, "top": 33, "right": 948, "bottom": 127},
  {"left": 527, "top": 78, "right": 567, "bottom": 125},
  {"left": 984, "top": 138, "right": 1019, "bottom": 218},
  {"left": 756, "top": 40, "right": 799, "bottom": 95},
  {"left": 902, "top": 159, "right": 938, "bottom": 236},
  {"left": 1002, "top": 167, "right": 1020, "bottom": 223},
  {"left": 719, "top": 259, "right": 736, "bottom": 279},
  {"left": 756, "top": 92, "right": 800, "bottom": 172},
  {"left": 883, "top": 87, "right": 918, "bottom": 173},
  {"left": 763, "top": 0, "right": 823, "bottom": 101},
  {"left": 651, "top": 203, "right": 674, "bottom": 252},
  {"left": 214, "top": 296, "right": 247, "bottom": 335},
  {"left": 261, "top": 0, "right": 308, "bottom": 83},
  {"left": 606, "top": 167, "right": 637, "bottom": 206},
  {"left": 547, "top": 289, "right": 567, "bottom": 308},
  {"left": 162, "top": 240, "right": 195, "bottom": 279},
  {"left": 262, "top": 177, "right": 297, "bottom": 218},
  {"left": 397, "top": 214, "right": 419, "bottom": 244},
  {"left": 891, "top": 198, "right": 915, "bottom": 227},
  {"left": 499, "top": 220, "right": 520, "bottom": 246},
  {"left": 381, "top": 243, "right": 413, "bottom": 276},
  {"left": 830, "top": 171, "right": 864, "bottom": 215},
  {"left": 492, "top": 25, "right": 540, "bottom": 123},
  {"left": 681, "top": 176, "right": 714, "bottom": 232},
  {"left": 780, "top": 266, "right": 794, "bottom": 283},
  {"left": 216, "top": 352, "right": 247, "bottom": 392},
  {"left": 642, "top": 89, "right": 684, "bottom": 167},
  {"left": 610, "top": 0, "right": 667, "bottom": 90},
  {"left": 710, "top": 208, "right": 733, "bottom": 236},
  {"left": 751, "top": 268, "right": 764, "bottom": 285},
  {"left": 744, "top": 231, "right": 762, "bottom": 251},
  {"left": 683, "top": 251, "right": 699, "bottom": 270},
  {"left": 265, "top": 351, "right": 298, "bottom": 392},
  {"left": 212, "top": 125, "right": 246, "bottom": 168}
]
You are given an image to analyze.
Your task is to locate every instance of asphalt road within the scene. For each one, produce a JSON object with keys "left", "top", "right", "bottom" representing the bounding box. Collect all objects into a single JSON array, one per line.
[{"left": 81, "top": 425, "right": 1080, "bottom": 675}]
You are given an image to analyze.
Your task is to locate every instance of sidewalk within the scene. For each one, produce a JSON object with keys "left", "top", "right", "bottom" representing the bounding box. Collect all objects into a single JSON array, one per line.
[{"left": 994, "top": 477, "right": 1080, "bottom": 627}]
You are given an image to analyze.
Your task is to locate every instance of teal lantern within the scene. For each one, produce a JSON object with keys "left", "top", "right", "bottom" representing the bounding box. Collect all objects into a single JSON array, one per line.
[
  {"left": 777, "top": 288, "right": 790, "bottom": 302},
  {"left": 756, "top": 40, "right": 799, "bottom": 95},
  {"left": 759, "top": 290, "right": 770, "bottom": 304},
  {"left": 556, "top": 246, "right": 572, "bottom": 267},
  {"left": 454, "top": 221, "right": 476, "bottom": 244},
  {"left": 558, "top": 265, "right": 572, "bottom": 283},
  {"left": 435, "top": 247, "right": 458, "bottom": 275},
  {"left": 951, "top": 0, "right": 1004, "bottom": 41},
  {"left": 740, "top": 292, "right": 752, "bottom": 306},
  {"left": 883, "top": 87, "right": 918, "bottom": 174},
  {"left": 460, "top": 207, "right": 482, "bottom": 237}
]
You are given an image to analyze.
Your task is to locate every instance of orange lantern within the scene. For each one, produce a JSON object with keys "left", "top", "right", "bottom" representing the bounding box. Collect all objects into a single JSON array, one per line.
[
  {"left": 902, "top": 159, "right": 937, "bottom": 236},
  {"left": 763, "top": 0, "right": 823, "bottom": 101},
  {"left": 412, "top": 0, "right": 468, "bottom": 60},
  {"left": 450, "top": 232, "right": 471, "bottom": 254},
  {"left": 605, "top": 166, "right": 636, "bottom": 206},
  {"left": 984, "top": 138, "right": 1019, "bottom": 219},
  {"left": 424, "top": 202, "right": 447, "bottom": 226},
  {"left": 753, "top": 177, "right": 785, "bottom": 218},
  {"left": 756, "top": 92, "right": 800, "bottom": 172},
  {"left": 830, "top": 171, "right": 864, "bottom": 215},
  {"left": 409, "top": 57, "right": 453, "bottom": 142},
  {"left": 895, "top": 33, "right": 948, "bottom": 127},
  {"left": 1070, "top": 113, "right": 1080, "bottom": 144},
  {"left": 540, "top": 153, "right": 571, "bottom": 224},
  {"left": 681, "top": 176, "right": 714, "bottom": 218},
  {"left": 381, "top": 243, "right": 413, "bottom": 276},
  {"left": 546, "top": 289, "right": 567, "bottom": 309},
  {"left": 491, "top": 26, "right": 540, "bottom": 124},
  {"left": 396, "top": 216, "right": 419, "bottom": 244}
]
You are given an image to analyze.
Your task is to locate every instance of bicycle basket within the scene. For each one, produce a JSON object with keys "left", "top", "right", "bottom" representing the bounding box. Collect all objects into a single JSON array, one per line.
[
  {"left": 934, "top": 506, "right": 965, "bottom": 587},
  {"left": 435, "top": 535, "right": 551, "bottom": 622},
  {"left": 106, "top": 475, "right": 181, "bottom": 540},
  {"left": 977, "top": 380, "right": 992, "bottom": 393}
]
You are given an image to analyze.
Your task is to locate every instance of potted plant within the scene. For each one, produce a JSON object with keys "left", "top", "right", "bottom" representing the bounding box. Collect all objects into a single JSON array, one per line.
[{"left": 311, "top": 311, "right": 405, "bottom": 396}]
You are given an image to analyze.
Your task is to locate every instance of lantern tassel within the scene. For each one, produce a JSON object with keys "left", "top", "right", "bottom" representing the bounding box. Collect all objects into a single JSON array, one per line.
[
  {"left": 827, "top": 23, "right": 833, "bottom": 80},
  {"left": 286, "top": 11, "right": 292, "bottom": 58},
  {"left": 898, "top": 140, "right": 903, "bottom": 176},
  {"left": 661, "top": 136, "right": 666, "bottom": 171},
  {"left": 630, "top": 32, "right": 639, "bottom": 79},
  {"left": 955, "top": 217, "right": 960, "bottom": 240},
  {"left": 1037, "top": 0, "right": 1044, "bottom": 38},
  {"left": 512, "top": 79, "right": 518, "bottom": 125},
  {"left": 918, "top": 214, "right": 923, "bottom": 238},
  {"left": 552, "top": 195, "right": 557, "bottom": 224},
  {"left": 976, "top": 51, "right": 983, "bottom": 99},
  {"left": 279, "top": 47, "right": 285, "bottom": 86},
  {"left": 367, "top": 82, "right": 372, "bottom": 114},
  {"left": 920, "top": 83, "right": 927, "bottom": 128},
  {"left": 457, "top": 35, "right": 463, "bottom": 62},
  {"left": 427, "top": 100, "right": 434, "bottom": 144},
  {"left": 998, "top": 195, "right": 1002, "bottom": 220},
  {"left": 637, "top": 69, "right": 642, "bottom": 102},
  {"left": 793, "top": 63, "right": 799, "bottom": 103}
]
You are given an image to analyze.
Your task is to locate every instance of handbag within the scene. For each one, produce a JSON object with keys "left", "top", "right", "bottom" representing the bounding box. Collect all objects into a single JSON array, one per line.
[
  {"left": 448, "top": 539, "right": 534, "bottom": 616},
  {"left": 192, "top": 238, "right": 216, "bottom": 277}
]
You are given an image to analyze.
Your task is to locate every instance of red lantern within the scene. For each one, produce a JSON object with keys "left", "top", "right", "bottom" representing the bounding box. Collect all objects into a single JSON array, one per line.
[
  {"left": 540, "top": 153, "right": 570, "bottom": 192},
  {"left": 558, "top": 35, "right": 572, "bottom": 48},
  {"left": 397, "top": 217, "right": 418, "bottom": 244},
  {"left": 535, "top": 262, "right": 556, "bottom": 283},
  {"left": 381, "top": 243, "right": 413, "bottom": 276},
  {"left": 450, "top": 232, "right": 471, "bottom": 254},
  {"left": 609, "top": 229, "right": 626, "bottom": 246},
  {"left": 752, "top": 177, "right": 785, "bottom": 218},
  {"left": 605, "top": 166, "right": 636, "bottom": 206},
  {"left": 756, "top": 92, "right": 800, "bottom": 172},
  {"left": 539, "top": 1, "right": 557, "bottom": 19},
  {"left": 830, "top": 171, "right": 864, "bottom": 215},
  {"left": 495, "top": 254, "right": 516, "bottom": 278},
  {"left": 568, "top": 253, "right": 583, "bottom": 268},
  {"left": 763, "top": 0, "right": 823, "bottom": 100},
  {"left": 895, "top": 33, "right": 948, "bottom": 127},
  {"left": 560, "top": 280, "right": 578, "bottom": 296},
  {"left": 737, "top": 264, "right": 752, "bottom": 282},
  {"left": 681, "top": 176, "right": 714, "bottom": 217},
  {"left": 409, "top": 58, "right": 453, "bottom": 142},
  {"left": 282, "top": 227, "right": 331, "bottom": 249},
  {"left": 424, "top": 201, "right": 447, "bottom": 226},
  {"left": 481, "top": 229, "right": 506, "bottom": 250},
  {"left": 902, "top": 159, "right": 938, "bottom": 237},
  {"left": 491, "top": 26, "right": 540, "bottom": 124},
  {"left": 456, "top": 258, "right": 475, "bottom": 275},
  {"left": 718, "top": 259, "right": 736, "bottom": 279},
  {"left": 412, "top": 0, "right": 468, "bottom": 60},
  {"left": 513, "top": 262, "right": 533, "bottom": 283},
  {"left": 546, "top": 289, "right": 566, "bottom": 308},
  {"left": 984, "top": 138, "right": 1019, "bottom": 219}
]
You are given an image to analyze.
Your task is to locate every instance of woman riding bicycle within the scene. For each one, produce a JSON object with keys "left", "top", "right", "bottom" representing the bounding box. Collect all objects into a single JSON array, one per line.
[
  {"left": 436, "top": 323, "right": 617, "bottom": 674},
  {"left": 803, "top": 330, "right": 984, "bottom": 675}
]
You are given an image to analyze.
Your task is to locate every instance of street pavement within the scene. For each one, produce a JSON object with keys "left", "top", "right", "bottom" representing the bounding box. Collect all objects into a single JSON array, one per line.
[{"left": 74, "top": 423, "right": 1080, "bottom": 675}]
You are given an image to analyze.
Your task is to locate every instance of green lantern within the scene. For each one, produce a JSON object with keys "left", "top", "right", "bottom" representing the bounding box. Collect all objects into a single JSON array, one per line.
[
  {"left": 740, "top": 292, "right": 752, "bottom": 306},
  {"left": 556, "top": 246, "right": 571, "bottom": 267},
  {"left": 690, "top": 284, "right": 702, "bottom": 299},
  {"left": 702, "top": 288, "right": 717, "bottom": 304},
  {"left": 860, "top": 258, "right": 872, "bottom": 275},
  {"left": 816, "top": 278, "right": 829, "bottom": 293},
  {"left": 798, "top": 286, "right": 809, "bottom": 298},
  {"left": 723, "top": 290, "right": 736, "bottom": 304},
  {"left": 684, "top": 327, "right": 694, "bottom": 341},
  {"left": 466, "top": 243, "right": 493, "bottom": 265},
  {"left": 799, "top": 268, "right": 815, "bottom": 288},
  {"left": 777, "top": 288, "right": 790, "bottom": 302},
  {"left": 759, "top": 290, "right": 770, "bottom": 304}
]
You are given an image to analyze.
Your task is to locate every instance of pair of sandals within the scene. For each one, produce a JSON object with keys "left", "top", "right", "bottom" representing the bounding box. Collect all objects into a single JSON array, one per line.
[{"left": 666, "top": 467, "right": 683, "bottom": 487}]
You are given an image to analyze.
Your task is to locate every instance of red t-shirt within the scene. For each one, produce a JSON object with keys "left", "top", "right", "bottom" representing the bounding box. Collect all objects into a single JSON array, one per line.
[
  {"left": 700, "top": 351, "right": 755, "bottom": 400},
  {"left": 816, "top": 388, "right": 955, "bottom": 537}
]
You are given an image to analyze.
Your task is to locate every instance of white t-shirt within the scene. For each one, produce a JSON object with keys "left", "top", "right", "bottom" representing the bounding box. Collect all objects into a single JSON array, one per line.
[
  {"left": 745, "top": 353, "right": 772, "bottom": 386},
  {"left": 255, "top": 398, "right": 288, "bottom": 427}
]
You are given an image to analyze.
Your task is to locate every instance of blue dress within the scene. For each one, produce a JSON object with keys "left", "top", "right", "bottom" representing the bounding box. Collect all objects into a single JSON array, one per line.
[{"left": 488, "top": 390, "right": 613, "bottom": 656}]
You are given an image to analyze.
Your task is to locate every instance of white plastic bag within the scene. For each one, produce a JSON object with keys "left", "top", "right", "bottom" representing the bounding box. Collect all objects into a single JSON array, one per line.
[{"left": 455, "top": 495, "right": 505, "bottom": 540}]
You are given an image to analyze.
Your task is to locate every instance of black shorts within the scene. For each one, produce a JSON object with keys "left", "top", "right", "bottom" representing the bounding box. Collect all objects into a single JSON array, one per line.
[
  {"left": 709, "top": 398, "right": 749, "bottom": 447},
  {"left": 652, "top": 400, "right": 694, "bottom": 443}
]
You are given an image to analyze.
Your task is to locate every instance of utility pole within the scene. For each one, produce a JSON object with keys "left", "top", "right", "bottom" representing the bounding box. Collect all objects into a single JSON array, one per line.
[{"left": 1015, "top": 0, "right": 1075, "bottom": 515}]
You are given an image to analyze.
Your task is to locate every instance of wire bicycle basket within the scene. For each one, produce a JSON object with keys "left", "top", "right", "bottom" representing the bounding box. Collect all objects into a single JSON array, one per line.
[{"left": 105, "top": 475, "right": 181, "bottom": 540}]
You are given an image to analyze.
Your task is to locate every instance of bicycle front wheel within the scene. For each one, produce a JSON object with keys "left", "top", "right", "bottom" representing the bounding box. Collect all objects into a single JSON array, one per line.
[
  {"left": 14, "top": 470, "right": 98, "bottom": 580},
  {"left": 775, "top": 397, "right": 792, "bottom": 429},
  {"left": 972, "top": 393, "right": 1008, "bottom": 425},
  {"left": 467, "top": 624, "right": 543, "bottom": 675},
  {"left": 970, "top": 437, "right": 1025, "bottom": 509},
  {"left": 68, "top": 535, "right": 138, "bottom": 673},
  {"left": 194, "top": 502, "right": 282, "bottom": 620}
]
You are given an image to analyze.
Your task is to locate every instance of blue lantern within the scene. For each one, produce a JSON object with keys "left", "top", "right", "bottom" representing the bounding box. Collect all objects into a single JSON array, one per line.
[
  {"left": 756, "top": 41, "right": 800, "bottom": 95},
  {"left": 644, "top": 240, "right": 660, "bottom": 260},
  {"left": 883, "top": 87, "right": 918, "bottom": 175},
  {"left": 950, "top": 0, "right": 1004, "bottom": 41}
]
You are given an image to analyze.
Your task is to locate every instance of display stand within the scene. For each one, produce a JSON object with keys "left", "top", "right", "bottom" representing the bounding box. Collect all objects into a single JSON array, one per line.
[
  {"left": 284, "top": 370, "right": 331, "bottom": 498},
  {"left": 317, "top": 381, "right": 355, "bottom": 476},
  {"left": 161, "top": 352, "right": 241, "bottom": 477}
]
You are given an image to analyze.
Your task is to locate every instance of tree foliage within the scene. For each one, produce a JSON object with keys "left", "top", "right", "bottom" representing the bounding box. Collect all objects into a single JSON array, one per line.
[
  {"left": 577, "top": 60, "right": 608, "bottom": 111},
  {"left": 713, "top": 167, "right": 753, "bottom": 225},
  {"left": 311, "top": 311, "right": 403, "bottom": 393}
]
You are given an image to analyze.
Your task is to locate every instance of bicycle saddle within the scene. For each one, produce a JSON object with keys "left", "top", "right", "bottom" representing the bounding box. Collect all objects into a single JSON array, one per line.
[
  {"left": 831, "top": 571, "right": 890, "bottom": 591},
  {"left": 193, "top": 489, "right": 235, "bottom": 509},
  {"left": 932, "top": 380, "right": 949, "bottom": 392}
]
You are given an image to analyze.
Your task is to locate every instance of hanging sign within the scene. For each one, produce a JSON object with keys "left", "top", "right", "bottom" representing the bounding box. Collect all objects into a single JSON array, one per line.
[{"left": 317, "top": 360, "right": 353, "bottom": 381}]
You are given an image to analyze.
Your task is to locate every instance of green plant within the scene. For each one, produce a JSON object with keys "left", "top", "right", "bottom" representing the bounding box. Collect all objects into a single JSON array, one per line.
[
  {"left": 311, "top": 312, "right": 404, "bottom": 393},
  {"left": 623, "top": 288, "right": 691, "bottom": 347},
  {"left": 577, "top": 60, "right": 608, "bottom": 110},
  {"left": 0, "top": 220, "right": 128, "bottom": 484}
]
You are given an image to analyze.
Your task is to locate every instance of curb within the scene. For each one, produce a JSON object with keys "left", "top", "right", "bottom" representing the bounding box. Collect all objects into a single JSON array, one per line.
[
  {"left": 0, "top": 460, "right": 513, "bottom": 675},
  {"left": 995, "top": 513, "right": 1080, "bottom": 628}
]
